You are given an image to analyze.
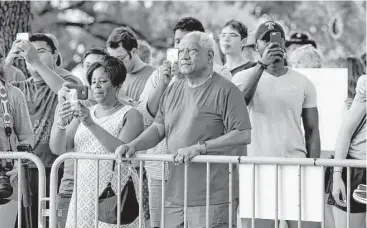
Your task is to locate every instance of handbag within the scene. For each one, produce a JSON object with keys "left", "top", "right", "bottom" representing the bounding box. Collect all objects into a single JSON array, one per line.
[
  {"left": 324, "top": 114, "right": 366, "bottom": 194},
  {"left": 98, "top": 160, "right": 139, "bottom": 224}
]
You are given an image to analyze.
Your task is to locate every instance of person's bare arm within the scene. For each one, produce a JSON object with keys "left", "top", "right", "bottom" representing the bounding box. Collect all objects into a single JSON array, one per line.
[
  {"left": 86, "top": 109, "right": 144, "bottom": 152},
  {"left": 146, "top": 62, "right": 172, "bottom": 117},
  {"left": 129, "top": 122, "right": 165, "bottom": 151},
  {"left": 302, "top": 107, "right": 321, "bottom": 158},
  {"left": 205, "top": 129, "right": 251, "bottom": 152},
  {"left": 50, "top": 117, "right": 80, "bottom": 155},
  {"left": 232, "top": 43, "right": 283, "bottom": 105},
  {"left": 16, "top": 40, "right": 66, "bottom": 93}
]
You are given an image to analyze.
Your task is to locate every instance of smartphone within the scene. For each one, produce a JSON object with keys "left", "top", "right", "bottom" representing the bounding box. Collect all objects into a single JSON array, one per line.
[
  {"left": 16, "top": 33, "right": 29, "bottom": 41},
  {"left": 166, "top": 48, "right": 179, "bottom": 63},
  {"left": 65, "top": 84, "right": 89, "bottom": 100},
  {"left": 269, "top": 32, "right": 282, "bottom": 45}
]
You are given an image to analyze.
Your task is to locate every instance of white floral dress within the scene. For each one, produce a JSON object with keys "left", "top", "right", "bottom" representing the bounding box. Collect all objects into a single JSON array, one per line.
[{"left": 65, "top": 105, "right": 144, "bottom": 228}]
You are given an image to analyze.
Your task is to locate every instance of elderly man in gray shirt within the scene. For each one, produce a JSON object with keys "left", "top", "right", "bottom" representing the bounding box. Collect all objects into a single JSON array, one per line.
[{"left": 116, "top": 31, "right": 251, "bottom": 228}]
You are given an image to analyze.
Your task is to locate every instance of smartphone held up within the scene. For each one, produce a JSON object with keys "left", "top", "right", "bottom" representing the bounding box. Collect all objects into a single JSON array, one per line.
[
  {"left": 16, "top": 33, "right": 29, "bottom": 41},
  {"left": 65, "top": 84, "right": 88, "bottom": 100},
  {"left": 166, "top": 48, "right": 179, "bottom": 64},
  {"left": 269, "top": 32, "right": 282, "bottom": 45}
]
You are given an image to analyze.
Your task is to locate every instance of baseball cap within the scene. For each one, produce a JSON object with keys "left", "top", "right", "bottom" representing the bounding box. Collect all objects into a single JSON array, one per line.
[
  {"left": 286, "top": 32, "right": 317, "bottom": 48},
  {"left": 255, "top": 21, "right": 285, "bottom": 41},
  {"left": 46, "top": 33, "right": 62, "bottom": 67}
]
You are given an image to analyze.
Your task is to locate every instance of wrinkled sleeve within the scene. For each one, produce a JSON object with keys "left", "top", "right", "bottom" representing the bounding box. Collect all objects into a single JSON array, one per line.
[
  {"left": 11, "top": 86, "right": 34, "bottom": 147},
  {"left": 222, "top": 86, "right": 251, "bottom": 132},
  {"left": 354, "top": 75, "right": 366, "bottom": 103}
]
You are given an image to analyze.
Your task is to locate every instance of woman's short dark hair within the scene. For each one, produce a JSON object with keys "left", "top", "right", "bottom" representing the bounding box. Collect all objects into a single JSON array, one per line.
[
  {"left": 83, "top": 47, "right": 109, "bottom": 64},
  {"left": 223, "top": 19, "right": 248, "bottom": 40},
  {"left": 86, "top": 56, "right": 126, "bottom": 87}
]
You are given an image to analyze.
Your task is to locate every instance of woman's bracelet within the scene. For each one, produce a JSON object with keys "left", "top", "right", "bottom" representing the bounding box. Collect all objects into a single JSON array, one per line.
[{"left": 57, "top": 120, "right": 68, "bottom": 130}]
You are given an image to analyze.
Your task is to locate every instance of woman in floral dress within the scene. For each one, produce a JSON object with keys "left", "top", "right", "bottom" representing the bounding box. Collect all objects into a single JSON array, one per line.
[{"left": 50, "top": 56, "right": 145, "bottom": 227}]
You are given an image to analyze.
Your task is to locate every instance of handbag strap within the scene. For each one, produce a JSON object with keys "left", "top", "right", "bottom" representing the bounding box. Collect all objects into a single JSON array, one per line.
[
  {"left": 107, "top": 160, "right": 133, "bottom": 187},
  {"left": 351, "top": 114, "right": 366, "bottom": 141},
  {"left": 0, "top": 81, "right": 13, "bottom": 151}
]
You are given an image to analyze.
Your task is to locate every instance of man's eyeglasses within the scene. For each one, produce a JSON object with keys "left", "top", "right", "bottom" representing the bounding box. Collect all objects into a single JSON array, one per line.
[{"left": 220, "top": 33, "right": 241, "bottom": 39}]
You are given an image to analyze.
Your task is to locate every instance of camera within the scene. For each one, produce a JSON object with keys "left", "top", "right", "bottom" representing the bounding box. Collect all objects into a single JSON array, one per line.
[
  {"left": 0, "top": 161, "right": 13, "bottom": 199},
  {"left": 0, "top": 144, "right": 32, "bottom": 200}
]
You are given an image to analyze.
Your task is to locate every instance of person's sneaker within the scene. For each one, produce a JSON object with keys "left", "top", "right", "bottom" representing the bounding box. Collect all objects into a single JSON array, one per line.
[
  {"left": 357, "top": 184, "right": 367, "bottom": 191},
  {"left": 353, "top": 190, "right": 367, "bottom": 204}
]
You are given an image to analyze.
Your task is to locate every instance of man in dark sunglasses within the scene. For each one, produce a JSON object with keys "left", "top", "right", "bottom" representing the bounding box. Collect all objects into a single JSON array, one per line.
[{"left": 106, "top": 27, "right": 156, "bottom": 104}]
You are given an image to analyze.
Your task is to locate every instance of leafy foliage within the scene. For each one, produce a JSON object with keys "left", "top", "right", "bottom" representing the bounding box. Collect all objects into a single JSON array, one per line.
[{"left": 30, "top": 1, "right": 366, "bottom": 70}]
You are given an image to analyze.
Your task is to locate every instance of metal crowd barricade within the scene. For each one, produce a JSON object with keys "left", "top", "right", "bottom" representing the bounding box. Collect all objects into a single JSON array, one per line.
[
  {"left": 0, "top": 151, "right": 46, "bottom": 228},
  {"left": 48, "top": 152, "right": 366, "bottom": 228}
]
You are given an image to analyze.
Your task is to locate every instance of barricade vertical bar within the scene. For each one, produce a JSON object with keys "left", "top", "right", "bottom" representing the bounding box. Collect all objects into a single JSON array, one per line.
[
  {"left": 117, "top": 161, "right": 121, "bottom": 227},
  {"left": 228, "top": 163, "right": 233, "bottom": 228},
  {"left": 206, "top": 162, "right": 210, "bottom": 228},
  {"left": 94, "top": 160, "right": 100, "bottom": 228},
  {"left": 74, "top": 159, "right": 78, "bottom": 228},
  {"left": 274, "top": 164, "right": 278, "bottom": 228},
  {"left": 346, "top": 167, "right": 351, "bottom": 228},
  {"left": 184, "top": 163, "right": 188, "bottom": 228},
  {"left": 298, "top": 165, "right": 302, "bottom": 228},
  {"left": 251, "top": 164, "right": 255, "bottom": 228},
  {"left": 139, "top": 161, "right": 144, "bottom": 228},
  {"left": 161, "top": 162, "right": 166, "bottom": 228},
  {"left": 321, "top": 166, "right": 325, "bottom": 228},
  {"left": 17, "top": 159, "right": 22, "bottom": 228}
]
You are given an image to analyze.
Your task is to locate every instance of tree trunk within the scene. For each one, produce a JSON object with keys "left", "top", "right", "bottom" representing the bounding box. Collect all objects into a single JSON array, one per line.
[{"left": 0, "top": 1, "right": 31, "bottom": 76}]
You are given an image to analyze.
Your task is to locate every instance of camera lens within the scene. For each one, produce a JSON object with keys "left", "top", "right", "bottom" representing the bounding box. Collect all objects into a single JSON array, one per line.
[{"left": 0, "top": 170, "right": 13, "bottom": 199}]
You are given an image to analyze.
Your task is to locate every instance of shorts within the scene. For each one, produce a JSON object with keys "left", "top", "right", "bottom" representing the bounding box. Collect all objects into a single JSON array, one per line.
[{"left": 327, "top": 156, "right": 366, "bottom": 213}]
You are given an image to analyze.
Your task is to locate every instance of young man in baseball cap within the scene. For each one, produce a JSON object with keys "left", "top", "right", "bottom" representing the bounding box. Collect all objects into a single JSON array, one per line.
[{"left": 232, "top": 21, "right": 321, "bottom": 228}]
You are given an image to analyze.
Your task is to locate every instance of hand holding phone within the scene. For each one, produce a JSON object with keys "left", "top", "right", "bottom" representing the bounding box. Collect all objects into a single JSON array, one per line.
[{"left": 64, "top": 84, "right": 89, "bottom": 100}]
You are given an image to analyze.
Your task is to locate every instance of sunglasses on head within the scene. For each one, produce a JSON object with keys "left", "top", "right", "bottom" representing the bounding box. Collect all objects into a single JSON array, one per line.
[{"left": 108, "top": 41, "right": 121, "bottom": 49}]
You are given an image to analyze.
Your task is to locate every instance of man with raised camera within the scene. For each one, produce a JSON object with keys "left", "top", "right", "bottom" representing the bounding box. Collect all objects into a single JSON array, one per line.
[
  {"left": 4, "top": 33, "right": 81, "bottom": 228},
  {"left": 232, "top": 21, "right": 320, "bottom": 228},
  {"left": 0, "top": 43, "right": 34, "bottom": 227}
]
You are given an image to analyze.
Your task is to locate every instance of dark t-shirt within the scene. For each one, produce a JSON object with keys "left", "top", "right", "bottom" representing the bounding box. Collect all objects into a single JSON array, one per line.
[
  {"left": 229, "top": 61, "right": 256, "bottom": 76},
  {"left": 11, "top": 75, "right": 81, "bottom": 167},
  {"left": 155, "top": 73, "right": 251, "bottom": 206},
  {"left": 119, "top": 65, "right": 156, "bottom": 102}
]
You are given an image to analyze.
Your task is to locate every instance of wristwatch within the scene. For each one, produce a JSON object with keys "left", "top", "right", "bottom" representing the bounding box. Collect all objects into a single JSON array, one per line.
[{"left": 198, "top": 141, "right": 207, "bottom": 155}]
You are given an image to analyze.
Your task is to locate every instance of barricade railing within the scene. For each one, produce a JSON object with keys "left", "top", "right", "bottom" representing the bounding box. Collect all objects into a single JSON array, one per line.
[
  {"left": 0, "top": 152, "right": 46, "bottom": 228},
  {"left": 48, "top": 152, "right": 366, "bottom": 228}
]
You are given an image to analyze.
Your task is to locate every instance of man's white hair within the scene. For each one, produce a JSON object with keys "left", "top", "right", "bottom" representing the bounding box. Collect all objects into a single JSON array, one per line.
[
  {"left": 180, "top": 31, "right": 214, "bottom": 53},
  {"left": 290, "top": 44, "right": 323, "bottom": 68}
]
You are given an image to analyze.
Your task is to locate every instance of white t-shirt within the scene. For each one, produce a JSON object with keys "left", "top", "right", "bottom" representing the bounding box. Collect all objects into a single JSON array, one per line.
[{"left": 232, "top": 67, "right": 317, "bottom": 158}]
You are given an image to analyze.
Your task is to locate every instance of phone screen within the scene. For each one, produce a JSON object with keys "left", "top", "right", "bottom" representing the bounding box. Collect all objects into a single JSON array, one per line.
[
  {"left": 270, "top": 32, "right": 282, "bottom": 45},
  {"left": 16, "top": 33, "right": 29, "bottom": 41},
  {"left": 167, "top": 48, "right": 179, "bottom": 63}
]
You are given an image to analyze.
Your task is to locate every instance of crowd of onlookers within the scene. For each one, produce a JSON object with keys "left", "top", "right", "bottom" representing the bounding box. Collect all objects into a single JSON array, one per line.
[{"left": 0, "top": 15, "right": 365, "bottom": 228}]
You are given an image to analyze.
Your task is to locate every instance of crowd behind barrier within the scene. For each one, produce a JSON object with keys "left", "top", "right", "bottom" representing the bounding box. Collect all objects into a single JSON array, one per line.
[{"left": 0, "top": 13, "right": 365, "bottom": 228}]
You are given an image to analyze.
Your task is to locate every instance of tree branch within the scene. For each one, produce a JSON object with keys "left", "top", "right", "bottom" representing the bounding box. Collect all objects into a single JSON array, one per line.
[{"left": 38, "top": 1, "right": 86, "bottom": 16}]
